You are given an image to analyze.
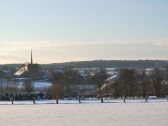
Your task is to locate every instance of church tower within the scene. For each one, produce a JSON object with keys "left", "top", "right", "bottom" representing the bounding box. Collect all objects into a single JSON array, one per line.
[
  {"left": 14, "top": 50, "right": 39, "bottom": 80},
  {"left": 28, "top": 50, "right": 39, "bottom": 80}
]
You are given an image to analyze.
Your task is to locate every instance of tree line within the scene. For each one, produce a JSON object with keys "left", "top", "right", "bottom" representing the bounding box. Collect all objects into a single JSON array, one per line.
[
  {"left": 0, "top": 67, "right": 168, "bottom": 104},
  {"left": 48, "top": 67, "right": 168, "bottom": 104}
]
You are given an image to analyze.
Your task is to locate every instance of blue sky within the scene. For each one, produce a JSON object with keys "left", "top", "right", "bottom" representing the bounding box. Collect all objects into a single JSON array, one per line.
[{"left": 0, "top": 0, "right": 168, "bottom": 63}]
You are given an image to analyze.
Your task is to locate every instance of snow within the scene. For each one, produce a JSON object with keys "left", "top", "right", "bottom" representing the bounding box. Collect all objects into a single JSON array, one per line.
[
  {"left": 33, "top": 81, "right": 52, "bottom": 89},
  {"left": 106, "top": 75, "right": 118, "bottom": 81},
  {"left": 5, "top": 79, "right": 52, "bottom": 90},
  {"left": 0, "top": 100, "right": 168, "bottom": 126}
]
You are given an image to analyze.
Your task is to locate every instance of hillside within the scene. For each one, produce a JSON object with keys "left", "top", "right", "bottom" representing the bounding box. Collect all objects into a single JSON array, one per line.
[
  {"left": 1, "top": 60, "right": 168, "bottom": 70},
  {"left": 41, "top": 60, "right": 168, "bottom": 69}
]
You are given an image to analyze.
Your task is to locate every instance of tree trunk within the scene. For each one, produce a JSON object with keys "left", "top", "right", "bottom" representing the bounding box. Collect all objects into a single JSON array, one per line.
[
  {"left": 79, "top": 96, "right": 81, "bottom": 104},
  {"left": 33, "top": 98, "right": 36, "bottom": 104},
  {"left": 11, "top": 100, "right": 14, "bottom": 105},
  {"left": 101, "top": 96, "right": 104, "bottom": 103},
  {"left": 99, "top": 87, "right": 104, "bottom": 103},
  {"left": 56, "top": 96, "right": 59, "bottom": 104},
  {"left": 145, "top": 95, "right": 148, "bottom": 102},
  {"left": 123, "top": 95, "right": 126, "bottom": 103}
]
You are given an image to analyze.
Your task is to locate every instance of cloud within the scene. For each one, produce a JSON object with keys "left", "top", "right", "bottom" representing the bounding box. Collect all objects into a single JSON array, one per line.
[
  {"left": 0, "top": 54, "right": 24, "bottom": 60},
  {"left": 0, "top": 54, "right": 26, "bottom": 64},
  {"left": 153, "top": 41, "right": 168, "bottom": 47},
  {"left": 0, "top": 41, "right": 168, "bottom": 64}
]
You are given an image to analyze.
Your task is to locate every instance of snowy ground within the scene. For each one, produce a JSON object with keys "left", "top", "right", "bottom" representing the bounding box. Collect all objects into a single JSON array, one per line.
[{"left": 0, "top": 99, "right": 168, "bottom": 126}]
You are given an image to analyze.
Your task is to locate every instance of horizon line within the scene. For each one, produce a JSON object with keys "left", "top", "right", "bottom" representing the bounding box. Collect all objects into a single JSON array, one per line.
[{"left": 1, "top": 59, "right": 168, "bottom": 65}]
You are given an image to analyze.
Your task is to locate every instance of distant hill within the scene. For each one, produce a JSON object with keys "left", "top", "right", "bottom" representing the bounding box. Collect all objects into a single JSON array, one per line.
[
  {"left": 0, "top": 64, "right": 21, "bottom": 69},
  {"left": 41, "top": 60, "right": 168, "bottom": 69},
  {"left": 1, "top": 60, "right": 168, "bottom": 70}
]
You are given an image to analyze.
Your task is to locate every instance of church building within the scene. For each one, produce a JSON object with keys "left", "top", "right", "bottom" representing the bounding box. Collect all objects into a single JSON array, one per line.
[{"left": 14, "top": 50, "right": 39, "bottom": 80}]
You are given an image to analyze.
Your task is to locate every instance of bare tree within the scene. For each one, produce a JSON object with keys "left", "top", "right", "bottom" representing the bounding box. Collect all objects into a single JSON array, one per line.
[
  {"left": 63, "top": 67, "right": 83, "bottom": 103},
  {"left": 50, "top": 84, "right": 63, "bottom": 104},
  {"left": 24, "top": 79, "right": 34, "bottom": 94},
  {"left": 49, "top": 72, "right": 64, "bottom": 104},
  {"left": 119, "top": 69, "right": 136, "bottom": 103},
  {"left": 92, "top": 68, "right": 108, "bottom": 103},
  {"left": 150, "top": 69, "right": 163, "bottom": 97},
  {"left": 161, "top": 79, "right": 168, "bottom": 101},
  {"left": 139, "top": 70, "right": 151, "bottom": 102}
]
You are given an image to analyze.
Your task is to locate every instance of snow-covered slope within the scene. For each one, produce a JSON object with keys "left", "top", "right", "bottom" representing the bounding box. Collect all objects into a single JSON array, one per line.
[{"left": 0, "top": 100, "right": 168, "bottom": 126}]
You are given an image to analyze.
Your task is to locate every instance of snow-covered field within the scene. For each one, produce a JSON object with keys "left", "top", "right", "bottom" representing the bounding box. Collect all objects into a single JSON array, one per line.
[{"left": 0, "top": 100, "right": 168, "bottom": 126}]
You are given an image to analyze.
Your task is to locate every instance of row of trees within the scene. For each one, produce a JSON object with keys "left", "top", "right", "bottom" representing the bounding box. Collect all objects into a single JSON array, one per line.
[
  {"left": 48, "top": 67, "right": 84, "bottom": 104},
  {"left": 102, "top": 68, "right": 168, "bottom": 102},
  {"left": 1, "top": 67, "right": 168, "bottom": 104},
  {"left": 0, "top": 79, "right": 44, "bottom": 101},
  {"left": 49, "top": 67, "right": 168, "bottom": 104}
]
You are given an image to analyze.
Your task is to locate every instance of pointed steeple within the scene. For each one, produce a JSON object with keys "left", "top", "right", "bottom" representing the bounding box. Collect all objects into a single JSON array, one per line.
[{"left": 31, "top": 49, "right": 33, "bottom": 64}]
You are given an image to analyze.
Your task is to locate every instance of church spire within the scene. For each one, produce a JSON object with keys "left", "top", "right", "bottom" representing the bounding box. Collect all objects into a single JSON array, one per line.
[{"left": 31, "top": 49, "right": 33, "bottom": 64}]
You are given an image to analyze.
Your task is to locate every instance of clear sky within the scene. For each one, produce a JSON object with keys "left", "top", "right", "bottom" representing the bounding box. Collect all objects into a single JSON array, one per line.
[{"left": 0, "top": 0, "right": 168, "bottom": 64}]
